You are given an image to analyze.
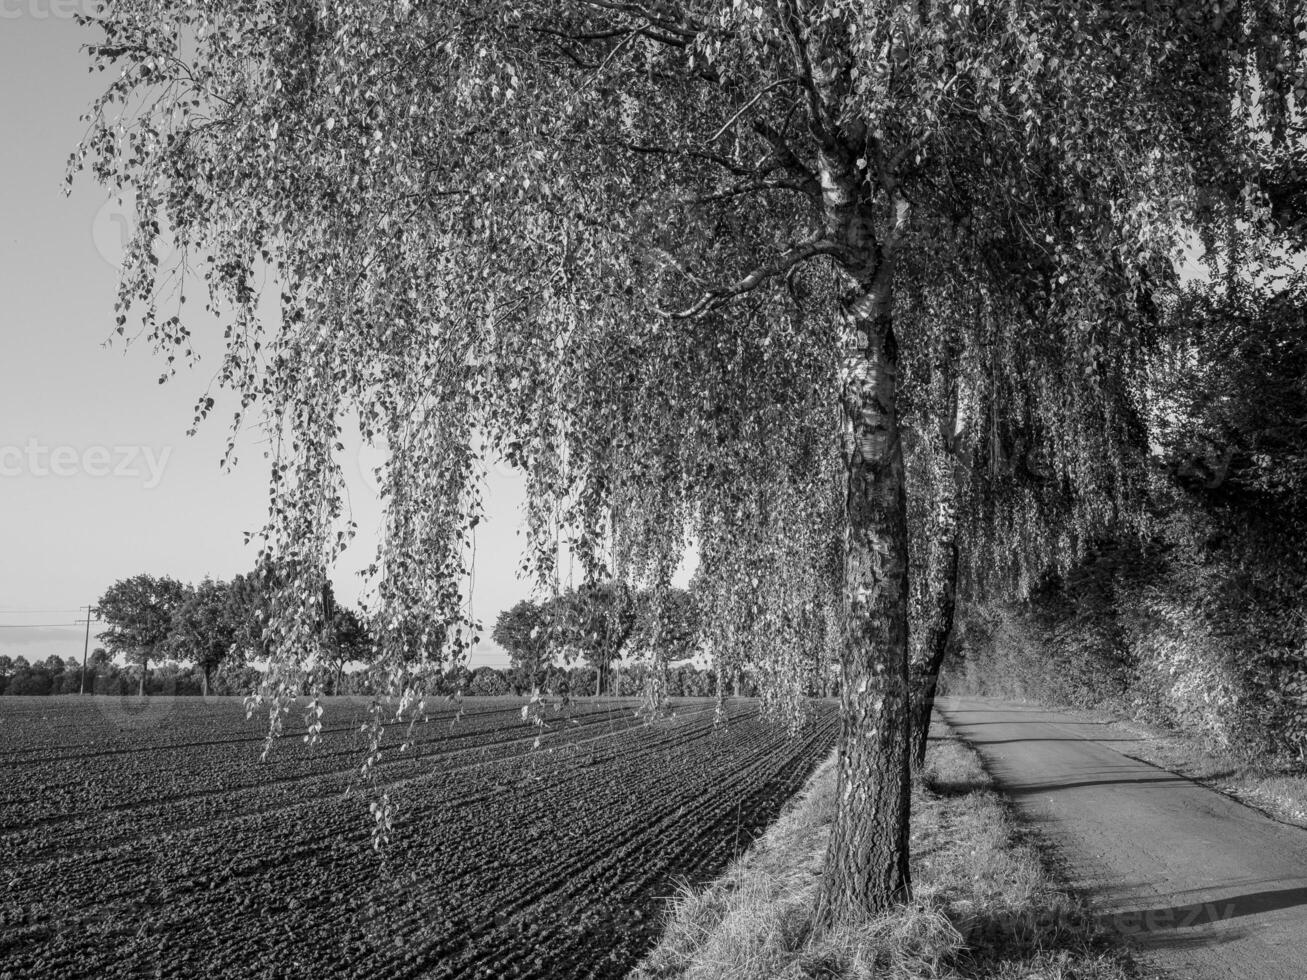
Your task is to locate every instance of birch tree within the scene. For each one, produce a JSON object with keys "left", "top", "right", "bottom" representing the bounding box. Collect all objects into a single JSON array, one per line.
[{"left": 75, "top": 0, "right": 1301, "bottom": 920}]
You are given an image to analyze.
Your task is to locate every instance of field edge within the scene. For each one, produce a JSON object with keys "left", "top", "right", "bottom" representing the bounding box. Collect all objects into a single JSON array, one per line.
[{"left": 630, "top": 717, "right": 1157, "bottom": 980}]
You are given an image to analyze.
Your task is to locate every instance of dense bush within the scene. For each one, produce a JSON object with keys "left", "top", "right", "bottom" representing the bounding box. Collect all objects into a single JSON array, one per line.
[
  {"left": 952, "top": 489, "right": 1307, "bottom": 762},
  {"left": 6, "top": 670, "right": 54, "bottom": 697},
  {"left": 948, "top": 275, "right": 1307, "bottom": 765}
]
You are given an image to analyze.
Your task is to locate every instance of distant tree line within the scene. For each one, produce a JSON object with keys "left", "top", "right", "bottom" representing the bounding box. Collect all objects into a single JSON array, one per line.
[
  {"left": 493, "top": 583, "right": 735, "bottom": 696},
  {"left": 2, "top": 576, "right": 823, "bottom": 699},
  {"left": 0, "top": 562, "right": 368, "bottom": 698},
  {"left": 435, "top": 660, "right": 750, "bottom": 700},
  {"left": 488, "top": 582, "right": 842, "bottom": 699},
  {"left": 0, "top": 650, "right": 265, "bottom": 698},
  {"left": 89, "top": 564, "right": 373, "bottom": 697},
  {"left": 0, "top": 647, "right": 756, "bottom": 700},
  {"left": 492, "top": 583, "right": 693, "bottom": 696},
  {"left": 0, "top": 651, "right": 752, "bottom": 699}
]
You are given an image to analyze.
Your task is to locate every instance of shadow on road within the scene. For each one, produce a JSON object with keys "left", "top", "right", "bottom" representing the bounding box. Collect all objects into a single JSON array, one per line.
[
  {"left": 1007, "top": 775, "right": 1188, "bottom": 793},
  {"left": 964, "top": 737, "right": 1147, "bottom": 745},
  {"left": 945, "top": 719, "right": 1070, "bottom": 726},
  {"left": 1086, "top": 885, "right": 1307, "bottom": 953},
  {"left": 1120, "top": 885, "right": 1307, "bottom": 932}
]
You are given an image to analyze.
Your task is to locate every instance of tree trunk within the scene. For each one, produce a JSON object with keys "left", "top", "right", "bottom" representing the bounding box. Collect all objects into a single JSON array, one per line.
[
  {"left": 911, "top": 357, "right": 966, "bottom": 771},
  {"left": 714, "top": 663, "right": 726, "bottom": 723},
  {"left": 911, "top": 540, "right": 959, "bottom": 771},
  {"left": 815, "top": 276, "right": 914, "bottom": 924},
  {"left": 201, "top": 666, "right": 209, "bottom": 699}
]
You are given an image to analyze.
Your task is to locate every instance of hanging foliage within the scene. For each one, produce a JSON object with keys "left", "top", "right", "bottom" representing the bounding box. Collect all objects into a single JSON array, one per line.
[{"left": 73, "top": 0, "right": 1304, "bottom": 919}]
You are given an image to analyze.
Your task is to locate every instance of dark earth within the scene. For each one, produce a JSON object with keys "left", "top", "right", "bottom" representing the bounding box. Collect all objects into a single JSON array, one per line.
[{"left": 0, "top": 695, "right": 836, "bottom": 979}]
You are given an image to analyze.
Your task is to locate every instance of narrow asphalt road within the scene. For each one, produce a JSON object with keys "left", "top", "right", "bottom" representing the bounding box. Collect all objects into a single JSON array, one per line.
[{"left": 936, "top": 696, "right": 1307, "bottom": 980}]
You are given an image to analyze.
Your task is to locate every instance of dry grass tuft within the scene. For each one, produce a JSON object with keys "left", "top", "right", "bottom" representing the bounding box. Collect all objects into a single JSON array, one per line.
[{"left": 633, "top": 726, "right": 1151, "bottom": 980}]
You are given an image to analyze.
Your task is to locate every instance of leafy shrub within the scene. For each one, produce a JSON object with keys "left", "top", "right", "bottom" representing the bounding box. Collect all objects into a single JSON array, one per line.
[
  {"left": 952, "top": 510, "right": 1307, "bottom": 762},
  {"left": 7, "top": 670, "right": 53, "bottom": 697}
]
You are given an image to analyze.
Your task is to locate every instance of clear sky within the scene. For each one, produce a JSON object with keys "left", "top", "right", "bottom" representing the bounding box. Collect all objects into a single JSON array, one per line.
[{"left": 0, "top": 8, "right": 530, "bottom": 668}]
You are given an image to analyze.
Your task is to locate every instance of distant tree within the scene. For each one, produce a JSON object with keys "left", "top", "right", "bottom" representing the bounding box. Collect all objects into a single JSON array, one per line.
[
  {"left": 633, "top": 587, "right": 701, "bottom": 664},
  {"left": 224, "top": 565, "right": 282, "bottom": 664},
  {"left": 616, "top": 662, "right": 650, "bottom": 698},
  {"left": 492, "top": 600, "right": 553, "bottom": 694},
  {"left": 672, "top": 664, "right": 715, "bottom": 698},
  {"left": 93, "top": 670, "right": 128, "bottom": 696},
  {"left": 323, "top": 596, "right": 372, "bottom": 696},
  {"left": 56, "top": 668, "right": 83, "bottom": 696},
  {"left": 0, "top": 655, "right": 12, "bottom": 676},
  {"left": 442, "top": 664, "right": 474, "bottom": 696},
  {"left": 228, "top": 562, "right": 369, "bottom": 696},
  {"left": 212, "top": 663, "right": 262, "bottom": 697},
  {"left": 97, "top": 574, "right": 189, "bottom": 696},
  {"left": 565, "top": 665, "right": 594, "bottom": 697},
  {"left": 84, "top": 648, "right": 119, "bottom": 696},
  {"left": 550, "top": 582, "right": 637, "bottom": 697},
  {"left": 467, "top": 665, "right": 510, "bottom": 697},
  {"left": 8, "top": 669, "right": 51, "bottom": 697},
  {"left": 166, "top": 578, "right": 241, "bottom": 696},
  {"left": 147, "top": 659, "right": 202, "bottom": 696}
]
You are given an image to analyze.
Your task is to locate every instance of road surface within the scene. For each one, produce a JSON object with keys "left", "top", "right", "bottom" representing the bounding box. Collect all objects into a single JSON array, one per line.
[{"left": 937, "top": 696, "right": 1307, "bottom": 980}]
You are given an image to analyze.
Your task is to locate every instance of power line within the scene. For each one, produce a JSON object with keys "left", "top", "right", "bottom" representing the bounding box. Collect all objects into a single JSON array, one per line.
[
  {"left": 0, "top": 624, "right": 83, "bottom": 629},
  {"left": 0, "top": 608, "right": 88, "bottom": 613}
]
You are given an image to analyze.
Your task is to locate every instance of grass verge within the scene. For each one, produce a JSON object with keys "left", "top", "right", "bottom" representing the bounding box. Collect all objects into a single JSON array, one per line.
[{"left": 632, "top": 722, "right": 1152, "bottom": 980}]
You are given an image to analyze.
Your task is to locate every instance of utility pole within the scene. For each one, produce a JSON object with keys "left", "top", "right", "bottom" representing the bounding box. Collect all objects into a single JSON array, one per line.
[{"left": 80, "top": 605, "right": 96, "bottom": 696}]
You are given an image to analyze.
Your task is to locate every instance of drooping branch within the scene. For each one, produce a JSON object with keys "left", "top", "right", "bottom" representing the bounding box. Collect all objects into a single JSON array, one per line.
[
  {"left": 686, "top": 178, "right": 814, "bottom": 205},
  {"left": 660, "top": 234, "right": 847, "bottom": 318},
  {"left": 579, "top": 0, "right": 700, "bottom": 40},
  {"left": 611, "top": 140, "right": 756, "bottom": 177}
]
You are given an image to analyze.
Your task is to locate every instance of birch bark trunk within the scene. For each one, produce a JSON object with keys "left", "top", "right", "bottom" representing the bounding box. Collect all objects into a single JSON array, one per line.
[{"left": 816, "top": 275, "right": 914, "bottom": 920}]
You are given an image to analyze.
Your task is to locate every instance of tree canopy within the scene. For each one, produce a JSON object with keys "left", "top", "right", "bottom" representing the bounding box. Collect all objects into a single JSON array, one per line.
[
  {"left": 75, "top": 0, "right": 1304, "bottom": 919},
  {"left": 166, "top": 577, "right": 241, "bottom": 695},
  {"left": 97, "top": 573, "right": 189, "bottom": 696},
  {"left": 97, "top": 568, "right": 372, "bottom": 698},
  {"left": 492, "top": 599, "right": 554, "bottom": 692}
]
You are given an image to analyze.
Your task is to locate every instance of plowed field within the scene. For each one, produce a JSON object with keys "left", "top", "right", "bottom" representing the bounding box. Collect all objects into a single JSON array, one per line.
[{"left": 0, "top": 695, "right": 836, "bottom": 979}]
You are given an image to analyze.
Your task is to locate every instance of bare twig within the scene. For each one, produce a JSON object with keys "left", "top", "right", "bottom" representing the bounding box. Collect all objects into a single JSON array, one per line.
[{"left": 708, "top": 77, "right": 801, "bottom": 142}]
